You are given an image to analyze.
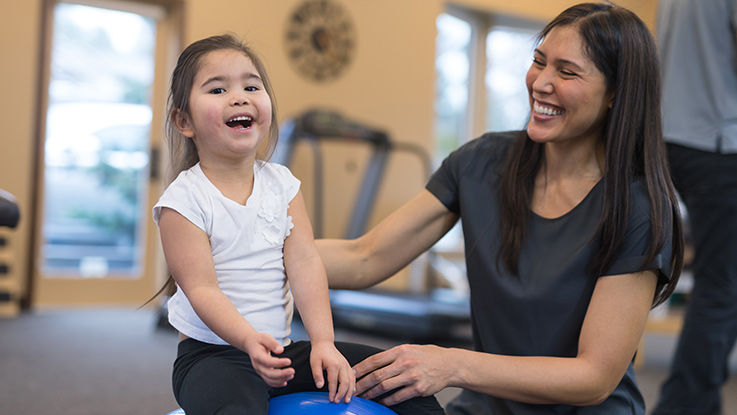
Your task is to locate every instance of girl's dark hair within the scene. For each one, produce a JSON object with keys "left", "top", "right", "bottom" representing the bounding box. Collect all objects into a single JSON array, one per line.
[
  {"left": 144, "top": 34, "right": 279, "bottom": 306},
  {"left": 498, "top": 2, "right": 683, "bottom": 307},
  {"left": 165, "top": 33, "right": 279, "bottom": 184}
]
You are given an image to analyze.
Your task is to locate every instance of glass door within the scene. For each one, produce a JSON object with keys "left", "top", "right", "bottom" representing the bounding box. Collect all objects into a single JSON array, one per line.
[{"left": 33, "top": 0, "right": 178, "bottom": 306}]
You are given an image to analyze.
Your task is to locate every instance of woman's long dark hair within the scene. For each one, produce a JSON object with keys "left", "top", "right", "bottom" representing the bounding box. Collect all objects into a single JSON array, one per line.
[{"left": 498, "top": 3, "right": 683, "bottom": 307}]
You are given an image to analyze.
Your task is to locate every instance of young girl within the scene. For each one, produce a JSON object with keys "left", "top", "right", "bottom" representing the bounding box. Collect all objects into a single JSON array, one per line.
[{"left": 152, "top": 34, "right": 443, "bottom": 415}]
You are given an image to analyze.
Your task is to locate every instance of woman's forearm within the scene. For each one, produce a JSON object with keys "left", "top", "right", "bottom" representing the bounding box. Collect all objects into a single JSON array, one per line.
[{"left": 449, "top": 348, "right": 617, "bottom": 406}]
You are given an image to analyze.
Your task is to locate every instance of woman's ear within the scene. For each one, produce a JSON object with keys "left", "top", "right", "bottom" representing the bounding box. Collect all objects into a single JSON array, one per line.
[{"left": 171, "top": 109, "right": 195, "bottom": 138}]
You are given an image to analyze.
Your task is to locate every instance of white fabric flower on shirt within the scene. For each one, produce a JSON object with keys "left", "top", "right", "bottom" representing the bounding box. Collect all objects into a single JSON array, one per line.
[{"left": 257, "top": 189, "right": 287, "bottom": 245}]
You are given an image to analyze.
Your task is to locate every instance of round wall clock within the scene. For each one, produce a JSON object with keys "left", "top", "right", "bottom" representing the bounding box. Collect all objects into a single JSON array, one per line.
[{"left": 285, "top": 0, "right": 356, "bottom": 82}]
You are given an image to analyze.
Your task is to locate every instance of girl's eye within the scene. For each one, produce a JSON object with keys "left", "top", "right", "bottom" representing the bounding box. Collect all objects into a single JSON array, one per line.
[
  {"left": 209, "top": 87, "right": 226, "bottom": 94},
  {"left": 245, "top": 86, "right": 259, "bottom": 92}
]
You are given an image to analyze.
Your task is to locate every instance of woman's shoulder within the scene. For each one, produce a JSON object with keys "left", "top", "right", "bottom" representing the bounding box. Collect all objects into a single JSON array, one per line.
[
  {"left": 443, "top": 130, "right": 520, "bottom": 175},
  {"left": 453, "top": 130, "right": 519, "bottom": 161}
]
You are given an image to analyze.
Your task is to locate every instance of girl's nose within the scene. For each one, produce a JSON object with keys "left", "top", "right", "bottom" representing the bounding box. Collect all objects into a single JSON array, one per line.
[{"left": 231, "top": 91, "right": 249, "bottom": 106}]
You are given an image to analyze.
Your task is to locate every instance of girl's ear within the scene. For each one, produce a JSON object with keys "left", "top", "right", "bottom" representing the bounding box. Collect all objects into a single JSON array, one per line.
[{"left": 171, "top": 109, "right": 195, "bottom": 138}]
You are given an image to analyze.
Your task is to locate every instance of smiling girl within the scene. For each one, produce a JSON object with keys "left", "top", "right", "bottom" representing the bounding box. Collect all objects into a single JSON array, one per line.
[{"left": 152, "top": 34, "right": 443, "bottom": 415}]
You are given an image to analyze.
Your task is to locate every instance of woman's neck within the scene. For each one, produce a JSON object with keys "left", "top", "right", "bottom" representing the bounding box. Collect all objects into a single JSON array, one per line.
[{"left": 540, "top": 138, "right": 605, "bottom": 183}]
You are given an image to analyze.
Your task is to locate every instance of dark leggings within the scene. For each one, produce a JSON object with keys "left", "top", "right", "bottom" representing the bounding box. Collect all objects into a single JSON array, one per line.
[{"left": 173, "top": 338, "right": 445, "bottom": 415}]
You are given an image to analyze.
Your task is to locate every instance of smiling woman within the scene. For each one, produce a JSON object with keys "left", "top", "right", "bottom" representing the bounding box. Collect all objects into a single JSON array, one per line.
[{"left": 316, "top": 3, "right": 684, "bottom": 413}]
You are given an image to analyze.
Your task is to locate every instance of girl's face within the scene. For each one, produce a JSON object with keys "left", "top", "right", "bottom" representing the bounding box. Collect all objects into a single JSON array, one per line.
[
  {"left": 175, "top": 49, "right": 272, "bottom": 164},
  {"left": 525, "top": 25, "right": 612, "bottom": 147}
]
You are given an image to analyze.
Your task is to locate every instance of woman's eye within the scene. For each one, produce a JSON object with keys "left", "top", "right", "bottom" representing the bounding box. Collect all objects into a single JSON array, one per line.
[
  {"left": 560, "top": 70, "right": 577, "bottom": 77},
  {"left": 209, "top": 87, "right": 226, "bottom": 94},
  {"left": 532, "top": 57, "right": 545, "bottom": 66}
]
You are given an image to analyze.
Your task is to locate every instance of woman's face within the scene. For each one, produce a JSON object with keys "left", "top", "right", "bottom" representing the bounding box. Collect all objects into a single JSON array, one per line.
[{"left": 525, "top": 25, "right": 611, "bottom": 147}]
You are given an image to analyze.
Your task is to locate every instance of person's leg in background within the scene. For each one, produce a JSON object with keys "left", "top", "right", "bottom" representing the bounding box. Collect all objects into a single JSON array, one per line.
[{"left": 654, "top": 144, "right": 737, "bottom": 415}]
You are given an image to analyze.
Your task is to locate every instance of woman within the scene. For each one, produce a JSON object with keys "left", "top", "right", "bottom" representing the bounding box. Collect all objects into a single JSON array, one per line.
[{"left": 318, "top": 3, "right": 683, "bottom": 413}]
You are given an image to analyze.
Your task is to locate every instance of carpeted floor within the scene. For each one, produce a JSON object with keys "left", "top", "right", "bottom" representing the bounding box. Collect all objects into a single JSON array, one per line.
[{"left": 1, "top": 308, "right": 735, "bottom": 415}]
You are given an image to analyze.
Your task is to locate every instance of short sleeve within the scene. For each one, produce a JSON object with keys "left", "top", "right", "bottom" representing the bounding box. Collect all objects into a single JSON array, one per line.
[
  {"left": 426, "top": 132, "right": 517, "bottom": 215},
  {"left": 267, "top": 162, "right": 301, "bottom": 203},
  {"left": 152, "top": 172, "right": 209, "bottom": 234},
  {"left": 426, "top": 148, "right": 462, "bottom": 214},
  {"left": 602, "top": 183, "right": 674, "bottom": 282}
]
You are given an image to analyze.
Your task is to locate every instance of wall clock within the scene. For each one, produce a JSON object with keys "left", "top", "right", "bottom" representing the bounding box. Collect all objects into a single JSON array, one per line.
[{"left": 285, "top": 0, "right": 356, "bottom": 82}]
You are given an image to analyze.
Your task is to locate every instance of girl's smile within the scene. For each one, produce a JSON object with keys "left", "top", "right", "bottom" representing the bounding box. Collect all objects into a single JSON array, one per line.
[{"left": 174, "top": 49, "right": 273, "bottom": 164}]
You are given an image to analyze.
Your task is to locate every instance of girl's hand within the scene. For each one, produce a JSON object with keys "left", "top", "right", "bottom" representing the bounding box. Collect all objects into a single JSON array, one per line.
[
  {"left": 310, "top": 341, "right": 356, "bottom": 403},
  {"left": 354, "top": 344, "right": 452, "bottom": 406},
  {"left": 244, "top": 332, "right": 295, "bottom": 387}
]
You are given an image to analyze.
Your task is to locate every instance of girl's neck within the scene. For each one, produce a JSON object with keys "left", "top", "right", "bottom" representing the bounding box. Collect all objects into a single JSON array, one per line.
[{"left": 199, "top": 157, "right": 256, "bottom": 206}]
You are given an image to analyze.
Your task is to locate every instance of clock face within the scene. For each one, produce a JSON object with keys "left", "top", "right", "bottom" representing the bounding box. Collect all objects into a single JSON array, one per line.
[{"left": 285, "top": 0, "right": 356, "bottom": 82}]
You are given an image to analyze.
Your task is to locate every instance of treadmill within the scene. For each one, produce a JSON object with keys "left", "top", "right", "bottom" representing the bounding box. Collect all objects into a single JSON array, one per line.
[{"left": 273, "top": 109, "right": 471, "bottom": 343}]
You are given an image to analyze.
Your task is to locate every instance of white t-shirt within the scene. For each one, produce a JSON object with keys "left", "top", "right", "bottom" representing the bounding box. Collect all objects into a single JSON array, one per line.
[{"left": 153, "top": 161, "right": 300, "bottom": 346}]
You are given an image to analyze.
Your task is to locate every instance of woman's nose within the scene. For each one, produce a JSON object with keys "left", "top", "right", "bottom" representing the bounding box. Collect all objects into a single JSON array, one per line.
[{"left": 531, "top": 69, "right": 554, "bottom": 94}]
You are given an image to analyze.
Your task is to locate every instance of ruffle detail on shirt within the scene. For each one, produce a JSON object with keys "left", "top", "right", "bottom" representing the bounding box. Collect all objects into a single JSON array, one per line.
[
  {"left": 257, "top": 187, "right": 289, "bottom": 245},
  {"left": 285, "top": 215, "right": 294, "bottom": 238}
]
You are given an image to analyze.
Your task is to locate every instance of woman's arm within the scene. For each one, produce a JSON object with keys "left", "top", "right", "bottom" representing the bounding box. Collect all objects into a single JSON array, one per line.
[
  {"left": 158, "top": 207, "right": 294, "bottom": 386},
  {"left": 317, "top": 189, "right": 459, "bottom": 289},
  {"left": 355, "top": 270, "right": 658, "bottom": 406},
  {"left": 283, "top": 191, "right": 355, "bottom": 402}
]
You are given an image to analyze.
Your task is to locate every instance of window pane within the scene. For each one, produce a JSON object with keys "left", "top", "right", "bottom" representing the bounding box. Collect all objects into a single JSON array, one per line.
[
  {"left": 485, "top": 27, "right": 538, "bottom": 132},
  {"left": 42, "top": 3, "right": 156, "bottom": 277},
  {"left": 434, "top": 13, "right": 472, "bottom": 161}
]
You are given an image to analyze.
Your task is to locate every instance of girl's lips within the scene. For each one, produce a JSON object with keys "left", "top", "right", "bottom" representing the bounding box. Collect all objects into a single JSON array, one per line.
[{"left": 225, "top": 115, "right": 254, "bottom": 129}]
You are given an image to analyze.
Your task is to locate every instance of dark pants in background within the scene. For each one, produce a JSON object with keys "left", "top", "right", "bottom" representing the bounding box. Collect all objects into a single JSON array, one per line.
[
  {"left": 173, "top": 338, "right": 445, "bottom": 415},
  {"left": 654, "top": 144, "right": 737, "bottom": 415}
]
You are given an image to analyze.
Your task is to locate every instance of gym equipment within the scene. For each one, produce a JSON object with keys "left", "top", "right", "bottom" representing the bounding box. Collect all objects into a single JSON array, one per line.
[
  {"left": 0, "top": 189, "right": 20, "bottom": 229},
  {"left": 273, "top": 109, "right": 432, "bottom": 239},
  {"left": 269, "top": 392, "right": 397, "bottom": 415},
  {"left": 273, "top": 109, "right": 470, "bottom": 342},
  {"left": 164, "top": 392, "right": 397, "bottom": 415}
]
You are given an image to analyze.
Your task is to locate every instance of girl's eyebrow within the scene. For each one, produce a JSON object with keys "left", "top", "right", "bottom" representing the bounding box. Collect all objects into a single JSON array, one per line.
[
  {"left": 200, "top": 72, "right": 263, "bottom": 88},
  {"left": 533, "top": 48, "right": 584, "bottom": 72}
]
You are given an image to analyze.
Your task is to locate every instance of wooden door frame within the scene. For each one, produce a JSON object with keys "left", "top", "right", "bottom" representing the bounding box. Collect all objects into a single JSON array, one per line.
[{"left": 26, "top": 0, "right": 183, "bottom": 308}]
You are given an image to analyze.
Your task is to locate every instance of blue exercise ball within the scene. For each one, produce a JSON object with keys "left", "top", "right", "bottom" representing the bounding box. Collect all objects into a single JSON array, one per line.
[
  {"left": 165, "top": 392, "right": 397, "bottom": 415},
  {"left": 268, "top": 392, "right": 397, "bottom": 415}
]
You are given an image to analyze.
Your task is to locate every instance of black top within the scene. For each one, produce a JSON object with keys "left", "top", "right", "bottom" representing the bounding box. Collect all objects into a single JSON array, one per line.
[{"left": 427, "top": 131, "right": 672, "bottom": 414}]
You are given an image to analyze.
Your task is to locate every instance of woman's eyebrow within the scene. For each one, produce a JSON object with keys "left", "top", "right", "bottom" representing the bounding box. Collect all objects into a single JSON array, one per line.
[{"left": 534, "top": 48, "right": 584, "bottom": 71}]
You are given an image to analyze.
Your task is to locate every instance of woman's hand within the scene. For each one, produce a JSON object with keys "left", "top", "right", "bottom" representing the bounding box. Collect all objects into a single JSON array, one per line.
[
  {"left": 353, "top": 344, "right": 454, "bottom": 406},
  {"left": 310, "top": 341, "right": 356, "bottom": 403},
  {"left": 244, "top": 332, "right": 295, "bottom": 387}
]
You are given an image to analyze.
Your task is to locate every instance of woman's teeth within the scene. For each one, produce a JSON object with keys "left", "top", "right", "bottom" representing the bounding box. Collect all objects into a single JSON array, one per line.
[{"left": 533, "top": 102, "right": 564, "bottom": 116}]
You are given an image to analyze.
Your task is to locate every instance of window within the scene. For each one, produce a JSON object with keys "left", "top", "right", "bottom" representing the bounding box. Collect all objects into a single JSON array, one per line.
[
  {"left": 41, "top": 1, "right": 161, "bottom": 277},
  {"left": 432, "top": 10, "right": 542, "bottom": 253},
  {"left": 434, "top": 10, "right": 541, "bottom": 160}
]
